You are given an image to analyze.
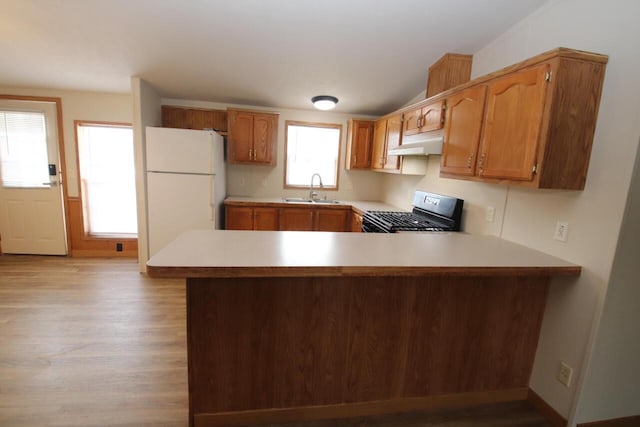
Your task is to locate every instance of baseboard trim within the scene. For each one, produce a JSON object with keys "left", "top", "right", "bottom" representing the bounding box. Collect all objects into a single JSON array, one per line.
[
  {"left": 528, "top": 388, "right": 567, "bottom": 427},
  {"left": 70, "top": 249, "right": 137, "bottom": 258},
  {"left": 577, "top": 415, "right": 640, "bottom": 427},
  {"left": 194, "top": 388, "right": 528, "bottom": 427}
]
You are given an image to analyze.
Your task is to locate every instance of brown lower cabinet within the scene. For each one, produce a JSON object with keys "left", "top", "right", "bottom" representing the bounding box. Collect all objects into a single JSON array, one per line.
[
  {"left": 279, "top": 208, "right": 314, "bottom": 231},
  {"left": 226, "top": 204, "right": 351, "bottom": 232},
  {"left": 350, "top": 211, "right": 363, "bottom": 232},
  {"left": 315, "top": 209, "right": 350, "bottom": 232},
  {"left": 225, "top": 206, "right": 279, "bottom": 230}
]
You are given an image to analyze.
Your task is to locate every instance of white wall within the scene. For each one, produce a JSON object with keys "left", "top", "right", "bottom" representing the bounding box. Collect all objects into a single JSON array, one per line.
[
  {"left": 0, "top": 86, "right": 132, "bottom": 197},
  {"left": 162, "top": 99, "right": 385, "bottom": 202},
  {"left": 131, "top": 78, "right": 162, "bottom": 270},
  {"left": 381, "top": 0, "right": 640, "bottom": 423},
  {"left": 574, "top": 140, "right": 640, "bottom": 423}
]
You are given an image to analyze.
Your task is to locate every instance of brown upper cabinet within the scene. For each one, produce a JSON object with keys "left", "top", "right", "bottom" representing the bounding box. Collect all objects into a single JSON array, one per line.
[
  {"left": 371, "top": 114, "right": 402, "bottom": 172},
  {"left": 440, "top": 85, "right": 487, "bottom": 176},
  {"left": 161, "top": 105, "right": 228, "bottom": 133},
  {"left": 227, "top": 109, "right": 278, "bottom": 165},
  {"left": 345, "top": 119, "right": 374, "bottom": 170},
  {"left": 477, "top": 64, "right": 549, "bottom": 181},
  {"left": 426, "top": 53, "right": 473, "bottom": 98},
  {"left": 438, "top": 48, "right": 607, "bottom": 190},
  {"left": 403, "top": 100, "right": 445, "bottom": 136}
]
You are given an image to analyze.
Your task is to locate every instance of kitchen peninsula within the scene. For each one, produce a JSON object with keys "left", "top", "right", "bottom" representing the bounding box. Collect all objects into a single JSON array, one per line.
[{"left": 147, "top": 230, "right": 580, "bottom": 427}]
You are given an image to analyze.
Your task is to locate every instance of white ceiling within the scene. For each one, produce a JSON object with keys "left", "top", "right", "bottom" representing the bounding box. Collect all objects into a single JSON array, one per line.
[{"left": 1, "top": 0, "right": 547, "bottom": 115}]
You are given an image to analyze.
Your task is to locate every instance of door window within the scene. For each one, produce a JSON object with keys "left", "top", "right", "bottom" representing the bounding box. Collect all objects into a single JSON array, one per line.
[{"left": 0, "top": 110, "right": 50, "bottom": 188}]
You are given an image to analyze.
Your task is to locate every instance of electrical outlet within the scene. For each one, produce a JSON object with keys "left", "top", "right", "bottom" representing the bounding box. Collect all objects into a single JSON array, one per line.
[
  {"left": 554, "top": 221, "right": 569, "bottom": 242},
  {"left": 116, "top": 243, "right": 123, "bottom": 252},
  {"left": 485, "top": 206, "right": 495, "bottom": 222},
  {"left": 557, "top": 362, "right": 573, "bottom": 387}
]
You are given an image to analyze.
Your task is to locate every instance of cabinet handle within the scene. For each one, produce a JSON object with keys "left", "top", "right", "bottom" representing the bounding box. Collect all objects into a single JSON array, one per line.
[
  {"left": 417, "top": 114, "right": 422, "bottom": 128},
  {"left": 467, "top": 153, "right": 474, "bottom": 168},
  {"left": 248, "top": 148, "right": 252, "bottom": 160},
  {"left": 478, "top": 153, "right": 486, "bottom": 170}
]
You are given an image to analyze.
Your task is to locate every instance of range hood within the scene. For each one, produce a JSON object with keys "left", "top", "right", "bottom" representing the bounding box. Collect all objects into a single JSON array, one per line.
[{"left": 387, "top": 136, "right": 443, "bottom": 156}]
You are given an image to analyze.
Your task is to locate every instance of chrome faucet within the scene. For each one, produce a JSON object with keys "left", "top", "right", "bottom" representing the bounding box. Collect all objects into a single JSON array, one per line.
[{"left": 309, "top": 173, "right": 324, "bottom": 200}]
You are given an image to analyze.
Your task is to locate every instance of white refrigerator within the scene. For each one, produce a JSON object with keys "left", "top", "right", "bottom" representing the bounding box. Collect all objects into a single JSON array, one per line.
[{"left": 145, "top": 127, "right": 226, "bottom": 257}]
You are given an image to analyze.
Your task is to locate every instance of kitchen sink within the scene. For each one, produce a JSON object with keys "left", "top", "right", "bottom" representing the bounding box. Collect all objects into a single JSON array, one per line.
[
  {"left": 312, "top": 199, "right": 343, "bottom": 204},
  {"left": 282, "top": 197, "right": 343, "bottom": 205},
  {"left": 283, "top": 197, "right": 314, "bottom": 203}
]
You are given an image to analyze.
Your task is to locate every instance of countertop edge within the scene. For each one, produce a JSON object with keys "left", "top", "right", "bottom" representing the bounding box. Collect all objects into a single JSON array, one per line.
[{"left": 146, "top": 264, "right": 582, "bottom": 279}]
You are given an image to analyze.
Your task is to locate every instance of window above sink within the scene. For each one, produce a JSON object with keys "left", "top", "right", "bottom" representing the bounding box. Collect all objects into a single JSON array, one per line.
[{"left": 284, "top": 121, "right": 342, "bottom": 190}]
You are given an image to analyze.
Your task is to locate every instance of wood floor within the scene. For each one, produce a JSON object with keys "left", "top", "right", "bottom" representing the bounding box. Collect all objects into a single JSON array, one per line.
[{"left": 0, "top": 255, "right": 551, "bottom": 427}]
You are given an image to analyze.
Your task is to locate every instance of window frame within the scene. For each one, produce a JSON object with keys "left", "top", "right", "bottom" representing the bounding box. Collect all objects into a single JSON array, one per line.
[
  {"left": 74, "top": 120, "right": 136, "bottom": 239},
  {"left": 283, "top": 120, "right": 342, "bottom": 191}
]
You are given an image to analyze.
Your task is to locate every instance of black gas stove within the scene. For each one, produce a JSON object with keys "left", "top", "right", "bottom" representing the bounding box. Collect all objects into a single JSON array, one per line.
[{"left": 362, "top": 191, "right": 463, "bottom": 233}]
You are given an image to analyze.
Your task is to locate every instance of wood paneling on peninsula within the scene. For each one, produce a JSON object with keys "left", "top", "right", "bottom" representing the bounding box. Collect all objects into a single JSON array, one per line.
[
  {"left": 148, "top": 230, "right": 581, "bottom": 426},
  {"left": 187, "top": 275, "right": 549, "bottom": 425}
]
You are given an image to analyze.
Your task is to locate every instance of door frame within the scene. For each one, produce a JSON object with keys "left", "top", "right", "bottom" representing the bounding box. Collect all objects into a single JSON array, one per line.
[{"left": 0, "top": 94, "right": 71, "bottom": 255}]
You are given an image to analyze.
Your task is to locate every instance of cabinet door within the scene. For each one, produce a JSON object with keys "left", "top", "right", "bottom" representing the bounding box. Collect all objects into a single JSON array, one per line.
[
  {"left": 403, "top": 107, "right": 422, "bottom": 136},
  {"left": 478, "top": 64, "right": 549, "bottom": 180},
  {"left": 420, "top": 100, "right": 445, "bottom": 132},
  {"left": 254, "top": 207, "right": 279, "bottom": 231},
  {"left": 315, "top": 209, "right": 349, "bottom": 232},
  {"left": 371, "top": 119, "right": 387, "bottom": 170},
  {"left": 225, "top": 206, "right": 254, "bottom": 230},
  {"left": 253, "top": 113, "right": 275, "bottom": 164},
  {"left": 350, "top": 120, "right": 373, "bottom": 169},
  {"left": 228, "top": 111, "right": 254, "bottom": 163},
  {"left": 280, "top": 208, "right": 314, "bottom": 231},
  {"left": 440, "top": 86, "right": 487, "bottom": 176},
  {"left": 350, "top": 212, "right": 363, "bottom": 232},
  {"left": 383, "top": 114, "right": 402, "bottom": 171}
]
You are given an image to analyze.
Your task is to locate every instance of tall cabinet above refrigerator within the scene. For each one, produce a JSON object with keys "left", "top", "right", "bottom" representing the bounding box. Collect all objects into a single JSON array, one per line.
[{"left": 145, "top": 127, "right": 226, "bottom": 257}]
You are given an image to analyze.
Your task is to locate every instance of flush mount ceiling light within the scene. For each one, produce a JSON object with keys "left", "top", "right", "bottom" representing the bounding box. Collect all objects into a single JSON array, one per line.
[{"left": 311, "top": 95, "right": 338, "bottom": 110}]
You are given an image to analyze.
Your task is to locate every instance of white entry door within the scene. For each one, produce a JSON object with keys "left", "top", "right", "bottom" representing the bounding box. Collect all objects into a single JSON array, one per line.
[{"left": 0, "top": 99, "right": 67, "bottom": 255}]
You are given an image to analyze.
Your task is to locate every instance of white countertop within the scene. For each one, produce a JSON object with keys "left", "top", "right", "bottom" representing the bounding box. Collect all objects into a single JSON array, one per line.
[{"left": 147, "top": 230, "right": 580, "bottom": 278}]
